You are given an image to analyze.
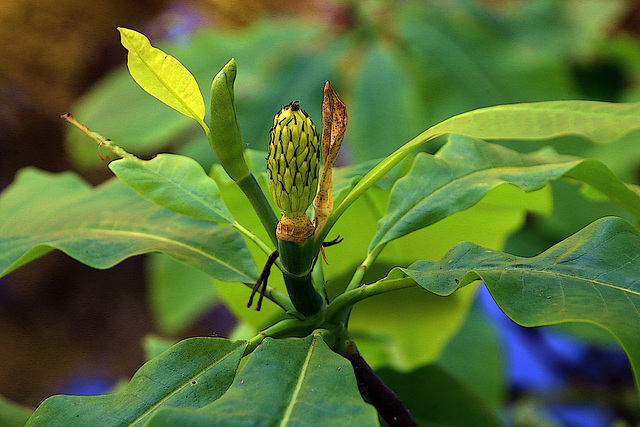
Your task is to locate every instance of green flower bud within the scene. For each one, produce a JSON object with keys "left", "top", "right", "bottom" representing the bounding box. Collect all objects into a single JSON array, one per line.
[
  {"left": 267, "top": 102, "right": 320, "bottom": 219},
  {"left": 209, "top": 59, "right": 250, "bottom": 181}
]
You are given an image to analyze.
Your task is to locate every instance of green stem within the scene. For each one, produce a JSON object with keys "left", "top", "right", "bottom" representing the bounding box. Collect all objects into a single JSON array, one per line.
[
  {"left": 344, "top": 243, "right": 386, "bottom": 293},
  {"left": 311, "top": 258, "right": 328, "bottom": 303},
  {"left": 278, "top": 238, "right": 324, "bottom": 316},
  {"left": 243, "top": 318, "right": 314, "bottom": 356},
  {"left": 236, "top": 173, "right": 279, "bottom": 246},
  {"left": 326, "top": 276, "right": 417, "bottom": 322}
]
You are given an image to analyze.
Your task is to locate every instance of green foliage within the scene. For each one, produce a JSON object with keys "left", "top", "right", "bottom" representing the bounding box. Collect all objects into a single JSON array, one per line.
[
  {"left": 3, "top": 2, "right": 640, "bottom": 424},
  {"left": 389, "top": 216, "right": 640, "bottom": 391},
  {"left": 145, "top": 335, "right": 378, "bottom": 426},
  {"left": 0, "top": 168, "right": 257, "bottom": 283},
  {"left": 26, "top": 338, "right": 245, "bottom": 426}
]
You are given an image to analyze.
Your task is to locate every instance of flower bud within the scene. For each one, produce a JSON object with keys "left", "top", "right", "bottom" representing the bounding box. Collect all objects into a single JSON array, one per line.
[
  {"left": 209, "top": 59, "right": 250, "bottom": 181},
  {"left": 267, "top": 102, "right": 320, "bottom": 219}
]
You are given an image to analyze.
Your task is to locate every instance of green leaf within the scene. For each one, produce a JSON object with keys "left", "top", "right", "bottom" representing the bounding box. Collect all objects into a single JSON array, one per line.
[
  {"left": 436, "top": 307, "right": 506, "bottom": 412},
  {"left": 431, "top": 100, "right": 640, "bottom": 144},
  {"left": 118, "top": 28, "right": 207, "bottom": 131},
  {"left": 26, "top": 338, "right": 246, "bottom": 426},
  {"left": 331, "top": 101, "right": 640, "bottom": 243},
  {"left": 146, "top": 335, "right": 379, "bottom": 426},
  {"left": 142, "top": 334, "right": 177, "bottom": 361},
  {"left": 370, "top": 135, "right": 640, "bottom": 251},
  {"left": 389, "top": 216, "right": 640, "bottom": 393},
  {"left": 0, "top": 394, "right": 32, "bottom": 427},
  {"left": 0, "top": 168, "right": 257, "bottom": 283},
  {"left": 109, "top": 154, "right": 235, "bottom": 223},
  {"left": 147, "top": 253, "right": 218, "bottom": 334}
]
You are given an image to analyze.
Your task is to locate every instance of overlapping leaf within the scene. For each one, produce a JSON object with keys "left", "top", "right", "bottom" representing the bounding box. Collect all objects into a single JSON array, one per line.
[
  {"left": 109, "top": 154, "right": 235, "bottom": 223},
  {"left": 145, "top": 335, "right": 379, "bottom": 426},
  {"left": 382, "top": 216, "right": 640, "bottom": 392},
  {"left": 26, "top": 338, "right": 245, "bottom": 426},
  {"left": 0, "top": 168, "right": 257, "bottom": 283},
  {"left": 369, "top": 135, "right": 640, "bottom": 251}
]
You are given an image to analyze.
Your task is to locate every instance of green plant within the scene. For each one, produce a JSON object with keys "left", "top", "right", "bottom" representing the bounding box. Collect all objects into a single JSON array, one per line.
[{"left": 3, "top": 26, "right": 640, "bottom": 425}]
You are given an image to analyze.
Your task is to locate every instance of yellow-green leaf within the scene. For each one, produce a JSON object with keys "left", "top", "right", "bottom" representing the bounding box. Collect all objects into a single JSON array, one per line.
[{"left": 118, "top": 28, "right": 207, "bottom": 132}]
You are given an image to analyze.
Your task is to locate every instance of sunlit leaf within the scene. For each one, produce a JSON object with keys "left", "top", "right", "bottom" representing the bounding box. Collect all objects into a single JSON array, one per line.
[
  {"left": 0, "top": 394, "right": 32, "bottom": 427},
  {"left": 118, "top": 28, "right": 206, "bottom": 127},
  {"left": 335, "top": 101, "right": 640, "bottom": 238},
  {"left": 147, "top": 253, "right": 218, "bottom": 334}
]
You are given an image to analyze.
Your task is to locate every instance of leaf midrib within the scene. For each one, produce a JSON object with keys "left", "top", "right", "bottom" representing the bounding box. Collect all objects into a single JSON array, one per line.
[
  {"left": 4, "top": 226, "right": 255, "bottom": 282},
  {"left": 279, "top": 335, "right": 316, "bottom": 426}
]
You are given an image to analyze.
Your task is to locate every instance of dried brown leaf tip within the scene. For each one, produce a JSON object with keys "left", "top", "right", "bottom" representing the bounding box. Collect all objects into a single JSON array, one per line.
[
  {"left": 313, "top": 82, "right": 347, "bottom": 236},
  {"left": 321, "top": 81, "right": 348, "bottom": 164}
]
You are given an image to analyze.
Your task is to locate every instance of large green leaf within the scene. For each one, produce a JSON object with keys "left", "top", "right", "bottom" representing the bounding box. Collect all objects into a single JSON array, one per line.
[
  {"left": 349, "top": 42, "right": 421, "bottom": 162},
  {"left": 26, "top": 338, "right": 246, "bottom": 426},
  {"left": 0, "top": 168, "right": 257, "bottom": 283},
  {"left": 370, "top": 135, "right": 640, "bottom": 251},
  {"left": 146, "top": 335, "right": 379, "bottom": 426},
  {"left": 430, "top": 100, "right": 640, "bottom": 144},
  {"left": 109, "top": 154, "right": 235, "bottom": 223},
  {"left": 118, "top": 28, "right": 206, "bottom": 127},
  {"left": 384, "top": 216, "right": 640, "bottom": 392}
]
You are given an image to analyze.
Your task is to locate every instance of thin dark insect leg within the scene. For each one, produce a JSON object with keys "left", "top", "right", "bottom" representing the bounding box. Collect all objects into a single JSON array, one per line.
[
  {"left": 320, "top": 236, "right": 344, "bottom": 264},
  {"left": 248, "top": 250, "right": 279, "bottom": 311},
  {"left": 323, "top": 235, "right": 344, "bottom": 248}
]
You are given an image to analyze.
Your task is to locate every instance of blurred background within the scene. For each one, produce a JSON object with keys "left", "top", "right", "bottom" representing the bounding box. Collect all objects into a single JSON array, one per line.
[{"left": 2, "top": 0, "right": 640, "bottom": 425}]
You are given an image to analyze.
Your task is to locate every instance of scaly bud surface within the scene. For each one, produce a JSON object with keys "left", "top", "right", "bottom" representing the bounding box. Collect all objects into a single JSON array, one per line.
[{"left": 267, "top": 102, "right": 320, "bottom": 222}]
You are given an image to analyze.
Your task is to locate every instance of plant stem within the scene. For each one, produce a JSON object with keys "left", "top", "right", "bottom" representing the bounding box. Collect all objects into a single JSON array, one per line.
[
  {"left": 326, "top": 277, "right": 416, "bottom": 322},
  {"left": 347, "top": 350, "right": 419, "bottom": 427},
  {"left": 243, "top": 318, "right": 313, "bottom": 356},
  {"left": 344, "top": 244, "right": 386, "bottom": 293},
  {"left": 236, "top": 172, "right": 279, "bottom": 246}
]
